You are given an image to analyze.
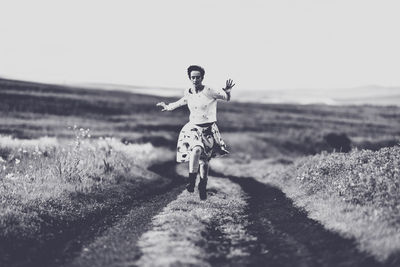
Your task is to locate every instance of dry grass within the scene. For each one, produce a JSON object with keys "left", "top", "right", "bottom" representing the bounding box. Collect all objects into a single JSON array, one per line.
[
  {"left": 0, "top": 129, "right": 171, "bottom": 239},
  {"left": 211, "top": 145, "right": 400, "bottom": 262}
]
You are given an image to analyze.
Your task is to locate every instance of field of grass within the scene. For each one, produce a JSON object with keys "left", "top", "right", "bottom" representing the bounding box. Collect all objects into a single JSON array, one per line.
[
  {"left": 0, "top": 77, "right": 399, "bottom": 264},
  {"left": 1, "top": 78, "right": 399, "bottom": 157}
]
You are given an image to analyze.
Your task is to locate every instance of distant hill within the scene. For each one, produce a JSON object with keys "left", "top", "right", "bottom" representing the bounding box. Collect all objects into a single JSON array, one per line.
[
  {"left": 85, "top": 82, "right": 400, "bottom": 106},
  {"left": 75, "top": 82, "right": 183, "bottom": 97},
  {"left": 234, "top": 85, "right": 400, "bottom": 106},
  {"left": 1, "top": 77, "right": 398, "bottom": 106}
]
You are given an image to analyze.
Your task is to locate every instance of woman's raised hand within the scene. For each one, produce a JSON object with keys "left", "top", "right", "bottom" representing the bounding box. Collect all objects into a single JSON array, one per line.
[
  {"left": 156, "top": 102, "right": 169, "bottom": 111},
  {"left": 224, "top": 79, "right": 235, "bottom": 92}
]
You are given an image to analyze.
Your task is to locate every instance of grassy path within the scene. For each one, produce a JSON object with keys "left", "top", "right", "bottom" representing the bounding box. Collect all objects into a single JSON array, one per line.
[
  {"left": 64, "top": 186, "right": 185, "bottom": 267},
  {"left": 36, "top": 161, "right": 387, "bottom": 267},
  {"left": 63, "top": 163, "right": 254, "bottom": 267},
  {"left": 134, "top": 174, "right": 252, "bottom": 266},
  {"left": 61, "top": 161, "right": 186, "bottom": 267}
]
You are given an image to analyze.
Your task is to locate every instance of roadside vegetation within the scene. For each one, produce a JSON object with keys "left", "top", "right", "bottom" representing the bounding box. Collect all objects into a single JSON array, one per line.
[
  {"left": 286, "top": 146, "right": 400, "bottom": 262},
  {"left": 0, "top": 128, "right": 171, "bottom": 257},
  {"left": 211, "top": 145, "right": 400, "bottom": 262}
]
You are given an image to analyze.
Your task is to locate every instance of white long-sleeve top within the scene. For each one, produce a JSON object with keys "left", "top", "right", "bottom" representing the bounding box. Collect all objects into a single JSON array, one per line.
[{"left": 166, "top": 86, "right": 229, "bottom": 124}]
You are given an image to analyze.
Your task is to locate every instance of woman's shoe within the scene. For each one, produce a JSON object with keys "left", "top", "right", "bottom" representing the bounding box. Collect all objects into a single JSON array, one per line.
[
  {"left": 186, "top": 172, "right": 197, "bottom": 193},
  {"left": 198, "top": 178, "right": 207, "bottom": 200}
]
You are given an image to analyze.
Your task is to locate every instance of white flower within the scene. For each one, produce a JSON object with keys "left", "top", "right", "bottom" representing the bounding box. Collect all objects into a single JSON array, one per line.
[
  {"left": 0, "top": 157, "right": 5, "bottom": 163},
  {"left": 15, "top": 158, "right": 20, "bottom": 164}
]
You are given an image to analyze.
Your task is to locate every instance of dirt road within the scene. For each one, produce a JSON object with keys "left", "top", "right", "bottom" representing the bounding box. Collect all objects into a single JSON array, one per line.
[
  {"left": 51, "top": 161, "right": 385, "bottom": 267},
  {"left": 10, "top": 161, "right": 386, "bottom": 267}
]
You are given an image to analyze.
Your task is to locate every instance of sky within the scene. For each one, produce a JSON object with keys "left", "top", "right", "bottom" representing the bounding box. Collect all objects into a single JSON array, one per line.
[{"left": 0, "top": 0, "right": 399, "bottom": 91}]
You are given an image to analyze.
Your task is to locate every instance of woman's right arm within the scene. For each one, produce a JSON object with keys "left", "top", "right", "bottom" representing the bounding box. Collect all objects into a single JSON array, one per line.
[{"left": 156, "top": 96, "right": 187, "bottom": 111}]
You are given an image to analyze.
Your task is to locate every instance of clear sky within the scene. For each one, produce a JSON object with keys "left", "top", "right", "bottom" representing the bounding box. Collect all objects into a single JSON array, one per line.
[{"left": 0, "top": 0, "right": 399, "bottom": 91}]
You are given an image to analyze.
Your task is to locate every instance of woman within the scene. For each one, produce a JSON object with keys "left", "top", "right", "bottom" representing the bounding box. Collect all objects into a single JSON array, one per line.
[{"left": 156, "top": 65, "right": 235, "bottom": 200}]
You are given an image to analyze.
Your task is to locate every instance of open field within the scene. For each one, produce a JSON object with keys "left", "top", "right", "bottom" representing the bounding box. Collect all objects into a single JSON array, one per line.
[
  {"left": 1, "top": 78, "right": 399, "bottom": 157},
  {"left": 0, "top": 77, "right": 399, "bottom": 266}
]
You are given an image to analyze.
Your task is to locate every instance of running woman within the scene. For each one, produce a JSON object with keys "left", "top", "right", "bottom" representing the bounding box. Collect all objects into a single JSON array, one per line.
[{"left": 156, "top": 65, "right": 235, "bottom": 200}]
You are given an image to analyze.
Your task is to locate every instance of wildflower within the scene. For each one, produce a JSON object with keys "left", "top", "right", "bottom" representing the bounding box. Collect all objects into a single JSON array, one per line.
[
  {"left": 29, "top": 165, "right": 33, "bottom": 169},
  {"left": 15, "top": 158, "right": 20, "bottom": 164},
  {"left": 0, "top": 157, "right": 5, "bottom": 163},
  {"left": 6, "top": 173, "right": 14, "bottom": 179},
  {"left": 2, "top": 166, "right": 6, "bottom": 170}
]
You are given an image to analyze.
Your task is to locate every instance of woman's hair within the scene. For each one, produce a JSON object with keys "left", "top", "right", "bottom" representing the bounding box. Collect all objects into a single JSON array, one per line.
[{"left": 187, "top": 65, "right": 205, "bottom": 78}]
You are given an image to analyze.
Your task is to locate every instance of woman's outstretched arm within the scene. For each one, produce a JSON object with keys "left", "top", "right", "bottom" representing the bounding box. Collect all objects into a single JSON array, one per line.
[
  {"left": 209, "top": 79, "right": 235, "bottom": 101},
  {"left": 156, "top": 96, "right": 187, "bottom": 111}
]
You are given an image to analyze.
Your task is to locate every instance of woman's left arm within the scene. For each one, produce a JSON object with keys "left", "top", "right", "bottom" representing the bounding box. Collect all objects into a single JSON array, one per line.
[
  {"left": 209, "top": 79, "right": 235, "bottom": 101},
  {"left": 223, "top": 79, "right": 235, "bottom": 101}
]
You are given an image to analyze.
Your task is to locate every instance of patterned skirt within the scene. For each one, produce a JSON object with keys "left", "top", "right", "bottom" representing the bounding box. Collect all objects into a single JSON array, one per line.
[{"left": 176, "top": 122, "right": 229, "bottom": 163}]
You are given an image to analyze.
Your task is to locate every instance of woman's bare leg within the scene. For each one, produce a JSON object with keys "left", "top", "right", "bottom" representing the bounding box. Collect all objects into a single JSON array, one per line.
[
  {"left": 189, "top": 146, "right": 203, "bottom": 173},
  {"left": 199, "top": 160, "right": 209, "bottom": 180},
  {"left": 198, "top": 160, "right": 209, "bottom": 200},
  {"left": 187, "top": 146, "right": 203, "bottom": 192}
]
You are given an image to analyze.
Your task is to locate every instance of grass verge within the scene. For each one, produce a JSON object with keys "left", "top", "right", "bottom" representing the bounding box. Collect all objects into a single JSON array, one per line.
[
  {"left": 0, "top": 132, "right": 173, "bottom": 266},
  {"left": 210, "top": 145, "right": 400, "bottom": 264}
]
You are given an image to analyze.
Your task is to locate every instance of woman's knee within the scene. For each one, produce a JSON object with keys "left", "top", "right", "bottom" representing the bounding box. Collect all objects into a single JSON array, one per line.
[{"left": 192, "top": 146, "right": 203, "bottom": 156}]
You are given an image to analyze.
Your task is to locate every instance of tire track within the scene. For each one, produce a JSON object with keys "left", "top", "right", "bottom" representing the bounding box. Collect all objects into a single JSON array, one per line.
[
  {"left": 133, "top": 176, "right": 252, "bottom": 267},
  {"left": 27, "top": 160, "right": 385, "bottom": 267},
  {"left": 210, "top": 169, "right": 384, "bottom": 267},
  {"left": 62, "top": 161, "right": 186, "bottom": 267}
]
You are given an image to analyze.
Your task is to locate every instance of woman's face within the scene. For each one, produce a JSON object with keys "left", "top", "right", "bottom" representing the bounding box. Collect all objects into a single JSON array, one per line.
[{"left": 190, "top": 71, "right": 203, "bottom": 86}]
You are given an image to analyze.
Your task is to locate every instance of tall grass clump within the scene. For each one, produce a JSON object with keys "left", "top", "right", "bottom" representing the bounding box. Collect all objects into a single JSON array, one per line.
[{"left": 0, "top": 127, "right": 171, "bottom": 240}]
